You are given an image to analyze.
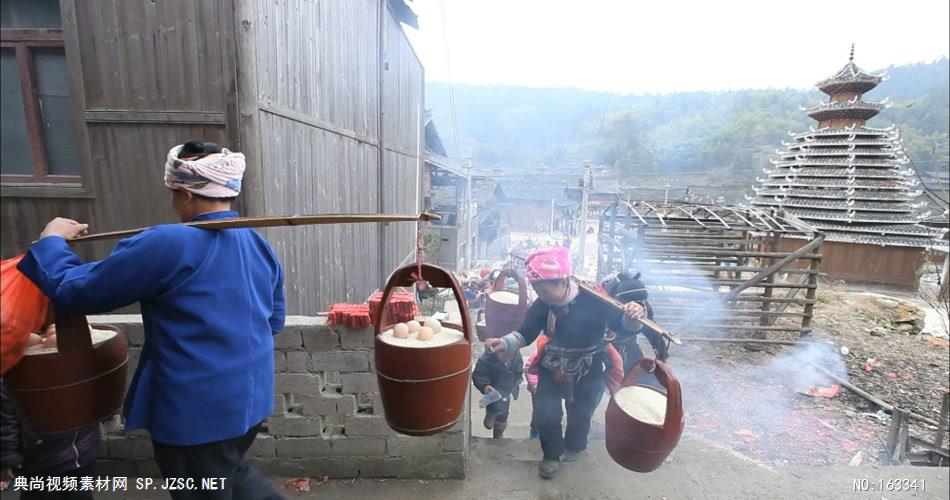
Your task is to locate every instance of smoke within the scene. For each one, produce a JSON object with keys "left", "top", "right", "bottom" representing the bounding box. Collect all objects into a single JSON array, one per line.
[
  {"left": 610, "top": 244, "right": 733, "bottom": 337},
  {"left": 591, "top": 215, "right": 861, "bottom": 464},
  {"left": 766, "top": 341, "right": 847, "bottom": 393},
  {"left": 668, "top": 340, "right": 849, "bottom": 465}
]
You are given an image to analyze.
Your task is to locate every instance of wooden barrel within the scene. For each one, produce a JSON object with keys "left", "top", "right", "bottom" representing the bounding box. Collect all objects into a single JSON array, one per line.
[
  {"left": 374, "top": 264, "right": 472, "bottom": 436},
  {"left": 481, "top": 269, "right": 529, "bottom": 341},
  {"left": 605, "top": 359, "right": 684, "bottom": 472},
  {"left": 4, "top": 312, "right": 128, "bottom": 433}
]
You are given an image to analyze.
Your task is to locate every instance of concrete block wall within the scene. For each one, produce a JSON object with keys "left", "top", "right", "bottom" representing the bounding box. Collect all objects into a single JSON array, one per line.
[{"left": 89, "top": 315, "right": 469, "bottom": 479}]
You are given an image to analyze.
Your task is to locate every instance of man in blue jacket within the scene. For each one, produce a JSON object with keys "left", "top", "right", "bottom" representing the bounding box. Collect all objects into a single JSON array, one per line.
[{"left": 17, "top": 141, "right": 285, "bottom": 500}]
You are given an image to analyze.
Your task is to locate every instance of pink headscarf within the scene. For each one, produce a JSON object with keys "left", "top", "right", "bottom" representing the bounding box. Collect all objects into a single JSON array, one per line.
[{"left": 525, "top": 246, "right": 572, "bottom": 282}]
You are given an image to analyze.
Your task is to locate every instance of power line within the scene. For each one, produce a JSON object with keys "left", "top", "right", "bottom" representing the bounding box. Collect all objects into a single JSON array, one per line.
[{"left": 439, "top": 0, "right": 462, "bottom": 159}]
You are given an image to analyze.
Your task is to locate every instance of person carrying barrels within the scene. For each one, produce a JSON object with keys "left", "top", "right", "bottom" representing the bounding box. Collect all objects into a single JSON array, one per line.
[
  {"left": 484, "top": 246, "right": 646, "bottom": 479},
  {"left": 15, "top": 141, "right": 285, "bottom": 500}
]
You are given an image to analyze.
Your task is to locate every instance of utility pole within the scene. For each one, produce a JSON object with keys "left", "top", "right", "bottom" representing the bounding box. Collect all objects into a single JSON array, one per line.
[
  {"left": 465, "top": 158, "right": 475, "bottom": 269},
  {"left": 549, "top": 198, "right": 555, "bottom": 238},
  {"left": 940, "top": 252, "right": 949, "bottom": 304},
  {"left": 577, "top": 164, "right": 592, "bottom": 278}
]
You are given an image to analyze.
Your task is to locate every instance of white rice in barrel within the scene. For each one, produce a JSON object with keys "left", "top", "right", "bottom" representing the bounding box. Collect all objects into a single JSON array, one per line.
[
  {"left": 614, "top": 385, "right": 667, "bottom": 426},
  {"left": 488, "top": 290, "right": 519, "bottom": 305},
  {"left": 378, "top": 326, "right": 464, "bottom": 348},
  {"left": 24, "top": 328, "right": 117, "bottom": 356}
]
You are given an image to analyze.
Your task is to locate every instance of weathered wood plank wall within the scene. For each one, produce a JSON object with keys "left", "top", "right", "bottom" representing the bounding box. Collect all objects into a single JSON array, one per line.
[
  {"left": 2, "top": 0, "right": 422, "bottom": 315},
  {"left": 380, "top": 6, "right": 424, "bottom": 280},
  {"left": 253, "top": 0, "right": 423, "bottom": 313},
  {"left": 2, "top": 0, "right": 237, "bottom": 260},
  {"left": 779, "top": 239, "right": 925, "bottom": 288}
]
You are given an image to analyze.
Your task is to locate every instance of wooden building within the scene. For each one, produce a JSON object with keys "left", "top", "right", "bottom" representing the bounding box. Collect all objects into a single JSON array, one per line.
[
  {"left": 422, "top": 113, "right": 477, "bottom": 270},
  {"left": 472, "top": 176, "right": 509, "bottom": 261},
  {"left": 749, "top": 49, "right": 947, "bottom": 288},
  {"left": 497, "top": 181, "right": 575, "bottom": 234},
  {"left": 1, "top": 0, "right": 424, "bottom": 313}
]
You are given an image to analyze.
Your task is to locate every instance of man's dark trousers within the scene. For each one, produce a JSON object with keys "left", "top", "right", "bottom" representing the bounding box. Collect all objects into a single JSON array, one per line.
[{"left": 151, "top": 422, "right": 281, "bottom": 500}]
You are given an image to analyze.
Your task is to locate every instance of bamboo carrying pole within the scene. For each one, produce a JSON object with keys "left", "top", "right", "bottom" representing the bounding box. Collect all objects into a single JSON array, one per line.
[
  {"left": 573, "top": 279, "right": 682, "bottom": 345},
  {"left": 69, "top": 212, "right": 442, "bottom": 244}
]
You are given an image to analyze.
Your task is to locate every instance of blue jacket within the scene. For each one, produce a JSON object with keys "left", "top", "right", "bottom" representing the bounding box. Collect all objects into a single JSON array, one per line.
[{"left": 18, "top": 211, "right": 285, "bottom": 446}]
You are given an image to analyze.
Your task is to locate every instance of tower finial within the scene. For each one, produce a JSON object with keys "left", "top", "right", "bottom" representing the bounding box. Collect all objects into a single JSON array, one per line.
[{"left": 849, "top": 43, "right": 855, "bottom": 62}]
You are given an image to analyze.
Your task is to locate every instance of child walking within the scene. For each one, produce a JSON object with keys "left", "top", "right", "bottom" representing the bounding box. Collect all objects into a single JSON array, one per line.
[{"left": 472, "top": 348, "right": 523, "bottom": 438}]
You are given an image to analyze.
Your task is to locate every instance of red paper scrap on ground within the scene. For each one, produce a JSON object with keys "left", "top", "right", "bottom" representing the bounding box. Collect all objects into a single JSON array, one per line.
[
  {"left": 806, "top": 385, "right": 840, "bottom": 398},
  {"left": 841, "top": 439, "right": 857, "bottom": 454},
  {"left": 734, "top": 429, "right": 760, "bottom": 443},
  {"left": 283, "top": 478, "right": 311, "bottom": 492},
  {"left": 863, "top": 358, "right": 876, "bottom": 372}
]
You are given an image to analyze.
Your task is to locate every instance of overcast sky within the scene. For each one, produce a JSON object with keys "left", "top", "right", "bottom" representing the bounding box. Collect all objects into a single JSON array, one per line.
[{"left": 403, "top": 0, "right": 950, "bottom": 94}]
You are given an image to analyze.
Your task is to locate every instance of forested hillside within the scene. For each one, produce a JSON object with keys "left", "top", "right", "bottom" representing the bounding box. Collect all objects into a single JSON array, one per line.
[{"left": 426, "top": 58, "right": 949, "bottom": 183}]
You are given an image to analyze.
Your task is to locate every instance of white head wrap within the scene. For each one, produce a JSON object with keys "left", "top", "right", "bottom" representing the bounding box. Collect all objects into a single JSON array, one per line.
[{"left": 164, "top": 144, "right": 245, "bottom": 198}]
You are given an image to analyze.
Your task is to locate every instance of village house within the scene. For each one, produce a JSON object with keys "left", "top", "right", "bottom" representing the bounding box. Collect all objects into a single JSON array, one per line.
[
  {"left": 2, "top": 0, "right": 471, "bottom": 481},
  {"left": 1, "top": 0, "right": 424, "bottom": 313},
  {"left": 471, "top": 175, "right": 509, "bottom": 261},
  {"left": 497, "top": 180, "right": 575, "bottom": 235},
  {"left": 422, "top": 112, "right": 477, "bottom": 270}
]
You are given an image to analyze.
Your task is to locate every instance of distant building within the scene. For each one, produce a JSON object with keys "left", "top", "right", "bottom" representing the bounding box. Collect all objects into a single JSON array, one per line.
[
  {"left": 471, "top": 176, "right": 509, "bottom": 261},
  {"left": 496, "top": 181, "right": 576, "bottom": 235},
  {"left": 749, "top": 48, "right": 947, "bottom": 287},
  {"left": 423, "top": 113, "right": 477, "bottom": 270}
]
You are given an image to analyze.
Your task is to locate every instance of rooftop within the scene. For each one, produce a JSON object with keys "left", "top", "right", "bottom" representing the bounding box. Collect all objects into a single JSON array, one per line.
[
  {"left": 804, "top": 99, "right": 887, "bottom": 122},
  {"left": 792, "top": 125, "right": 896, "bottom": 140},
  {"left": 762, "top": 167, "right": 911, "bottom": 179},
  {"left": 752, "top": 188, "right": 917, "bottom": 202},
  {"left": 751, "top": 197, "right": 920, "bottom": 213},
  {"left": 495, "top": 182, "right": 571, "bottom": 202},
  {"left": 815, "top": 48, "right": 886, "bottom": 96}
]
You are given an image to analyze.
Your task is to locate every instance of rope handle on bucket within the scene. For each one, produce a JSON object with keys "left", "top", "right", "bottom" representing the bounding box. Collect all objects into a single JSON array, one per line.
[
  {"left": 375, "top": 263, "right": 473, "bottom": 343},
  {"left": 415, "top": 218, "right": 426, "bottom": 290}
]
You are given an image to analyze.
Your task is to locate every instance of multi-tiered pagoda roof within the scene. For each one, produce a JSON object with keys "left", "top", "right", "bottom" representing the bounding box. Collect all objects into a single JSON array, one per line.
[{"left": 749, "top": 49, "right": 945, "bottom": 248}]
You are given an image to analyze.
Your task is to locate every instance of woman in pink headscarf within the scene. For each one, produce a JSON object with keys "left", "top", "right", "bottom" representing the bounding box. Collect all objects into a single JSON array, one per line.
[{"left": 485, "top": 246, "right": 645, "bottom": 479}]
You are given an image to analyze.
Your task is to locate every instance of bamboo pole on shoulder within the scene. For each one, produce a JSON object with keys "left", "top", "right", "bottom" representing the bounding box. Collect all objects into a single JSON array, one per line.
[{"left": 69, "top": 212, "right": 442, "bottom": 244}]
